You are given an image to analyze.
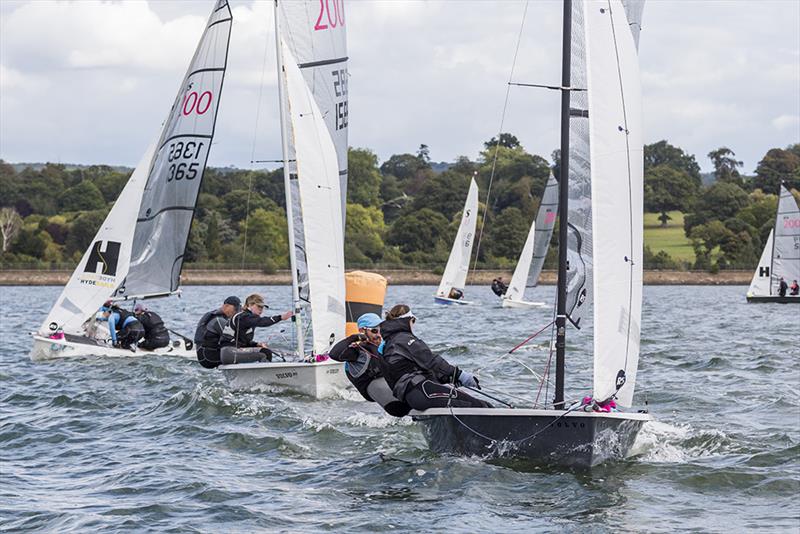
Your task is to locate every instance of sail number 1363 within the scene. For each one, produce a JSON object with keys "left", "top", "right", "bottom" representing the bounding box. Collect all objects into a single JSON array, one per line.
[{"left": 166, "top": 141, "right": 205, "bottom": 182}]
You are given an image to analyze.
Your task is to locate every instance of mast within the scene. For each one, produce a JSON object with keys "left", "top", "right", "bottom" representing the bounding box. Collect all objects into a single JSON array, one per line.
[
  {"left": 554, "top": 0, "right": 573, "bottom": 409},
  {"left": 274, "top": 0, "right": 304, "bottom": 356}
]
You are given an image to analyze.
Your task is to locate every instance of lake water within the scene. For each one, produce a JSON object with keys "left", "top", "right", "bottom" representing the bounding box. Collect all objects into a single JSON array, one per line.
[{"left": 1, "top": 285, "right": 798, "bottom": 532}]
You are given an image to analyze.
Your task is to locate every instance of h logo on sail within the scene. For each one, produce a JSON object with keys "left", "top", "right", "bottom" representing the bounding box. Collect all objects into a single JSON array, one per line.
[
  {"left": 759, "top": 266, "right": 770, "bottom": 278},
  {"left": 83, "top": 241, "right": 121, "bottom": 276}
]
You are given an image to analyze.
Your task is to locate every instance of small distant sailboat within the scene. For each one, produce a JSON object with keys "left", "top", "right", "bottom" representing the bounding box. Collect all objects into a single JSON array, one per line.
[
  {"left": 501, "top": 174, "right": 559, "bottom": 308},
  {"left": 746, "top": 183, "right": 800, "bottom": 303},
  {"left": 414, "top": 0, "right": 652, "bottom": 468},
  {"left": 30, "top": 0, "right": 233, "bottom": 360},
  {"left": 434, "top": 177, "right": 479, "bottom": 305},
  {"left": 219, "top": 0, "right": 350, "bottom": 397}
]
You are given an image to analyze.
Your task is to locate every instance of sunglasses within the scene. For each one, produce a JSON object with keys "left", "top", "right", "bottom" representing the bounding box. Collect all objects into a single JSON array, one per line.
[{"left": 364, "top": 327, "right": 380, "bottom": 334}]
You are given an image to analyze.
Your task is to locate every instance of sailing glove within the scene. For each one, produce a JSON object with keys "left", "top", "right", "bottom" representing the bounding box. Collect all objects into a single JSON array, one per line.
[{"left": 458, "top": 370, "right": 480, "bottom": 389}]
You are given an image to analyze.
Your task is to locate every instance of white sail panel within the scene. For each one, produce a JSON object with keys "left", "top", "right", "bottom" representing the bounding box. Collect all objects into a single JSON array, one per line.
[
  {"left": 436, "top": 178, "right": 479, "bottom": 298},
  {"left": 772, "top": 184, "right": 800, "bottom": 291},
  {"left": 587, "top": 0, "right": 644, "bottom": 407},
  {"left": 621, "top": 0, "right": 645, "bottom": 48},
  {"left": 278, "top": 0, "right": 348, "bottom": 218},
  {"left": 39, "top": 143, "right": 156, "bottom": 335},
  {"left": 281, "top": 40, "right": 346, "bottom": 354},
  {"left": 528, "top": 173, "right": 559, "bottom": 287},
  {"left": 118, "top": 0, "right": 232, "bottom": 298},
  {"left": 748, "top": 229, "right": 774, "bottom": 297},
  {"left": 505, "top": 220, "right": 536, "bottom": 303}
]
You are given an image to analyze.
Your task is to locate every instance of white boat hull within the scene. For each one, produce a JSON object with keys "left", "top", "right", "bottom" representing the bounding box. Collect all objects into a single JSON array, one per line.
[
  {"left": 30, "top": 334, "right": 195, "bottom": 361},
  {"left": 434, "top": 296, "right": 473, "bottom": 305},
  {"left": 501, "top": 298, "right": 546, "bottom": 309},
  {"left": 412, "top": 407, "right": 652, "bottom": 469},
  {"left": 219, "top": 359, "right": 350, "bottom": 398}
]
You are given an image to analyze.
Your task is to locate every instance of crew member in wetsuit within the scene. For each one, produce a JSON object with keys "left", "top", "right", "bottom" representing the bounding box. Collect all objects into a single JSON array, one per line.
[
  {"left": 378, "top": 304, "right": 491, "bottom": 411},
  {"left": 329, "top": 313, "right": 411, "bottom": 417},
  {"left": 98, "top": 303, "right": 144, "bottom": 351},
  {"left": 779, "top": 277, "right": 788, "bottom": 297},
  {"left": 448, "top": 288, "right": 464, "bottom": 300},
  {"left": 491, "top": 277, "right": 508, "bottom": 297},
  {"left": 790, "top": 280, "right": 799, "bottom": 296},
  {"left": 219, "top": 293, "right": 293, "bottom": 364},
  {"left": 133, "top": 303, "right": 170, "bottom": 350},
  {"left": 194, "top": 296, "right": 241, "bottom": 369}
]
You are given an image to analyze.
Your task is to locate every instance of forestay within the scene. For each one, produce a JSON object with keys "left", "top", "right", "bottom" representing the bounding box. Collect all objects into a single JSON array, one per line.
[
  {"left": 281, "top": 40, "right": 346, "bottom": 354},
  {"left": 117, "top": 0, "right": 233, "bottom": 299},
  {"left": 586, "top": 0, "right": 644, "bottom": 407},
  {"left": 747, "top": 229, "right": 774, "bottom": 297},
  {"left": 771, "top": 184, "right": 800, "bottom": 293},
  {"left": 436, "top": 178, "right": 479, "bottom": 299}
]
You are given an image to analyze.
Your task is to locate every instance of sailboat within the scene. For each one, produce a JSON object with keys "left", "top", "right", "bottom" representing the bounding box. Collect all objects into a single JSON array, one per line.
[
  {"left": 413, "top": 0, "right": 652, "bottom": 468},
  {"left": 434, "top": 177, "right": 479, "bottom": 305},
  {"left": 746, "top": 183, "right": 800, "bottom": 303},
  {"left": 218, "top": 0, "right": 350, "bottom": 398},
  {"left": 501, "top": 174, "right": 559, "bottom": 308},
  {"left": 30, "top": 0, "right": 233, "bottom": 360}
]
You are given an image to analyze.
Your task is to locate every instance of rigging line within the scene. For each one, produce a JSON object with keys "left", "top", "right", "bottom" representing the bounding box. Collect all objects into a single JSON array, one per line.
[
  {"left": 470, "top": 0, "right": 530, "bottom": 274},
  {"left": 508, "top": 319, "right": 555, "bottom": 353},
  {"left": 241, "top": 18, "right": 273, "bottom": 271}
]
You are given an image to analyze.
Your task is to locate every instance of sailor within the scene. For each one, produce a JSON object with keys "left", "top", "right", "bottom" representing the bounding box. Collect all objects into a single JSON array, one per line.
[
  {"left": 329, "top": 313, "right": 411, "bottom": 417},
  {"left": 790, "top": 280, "right": 799, "bottom": 296},
  {"left": 218, "top": 293, "right": 293, "bottom": 365},
  {"left": 98, "top": 303, "right": 144, "bottom": 351},
  {"left": 491, "top": 277, "right": 508, "bottom": 297},
  {"left": 448, "top": 288, "right": 464, "bottom": 300},
  {"left": 778, "top": 277, "right": 788, "bottom": 297},
  {"left": 378, "top": 304, "right": 491, "bottom": 410},
  {"left": 133, "top": 303, "right": 170, "bottom": 351},
  {"left": 194, "top": 295, "right": 241, "bottom": 369}
]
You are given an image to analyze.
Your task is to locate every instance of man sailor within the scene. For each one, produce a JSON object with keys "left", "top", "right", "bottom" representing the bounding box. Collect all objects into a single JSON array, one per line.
[
  {"left": 194, "top": 296, "right": 241, "bottom": 369},
  {"left": 133, "top": 303, "right": 170, "bottom": 351},
  {"left": 491, "top": 277, "right": 508, "bottom": 297},
  {"left": 218, "top": 293, "right": 293, "bottom": 364},
  {"left": 778, "top": 277, "right": 788, "bottom": 297},
  {"left": 98, "top": 302, "right": 144, "bottom": 351}
]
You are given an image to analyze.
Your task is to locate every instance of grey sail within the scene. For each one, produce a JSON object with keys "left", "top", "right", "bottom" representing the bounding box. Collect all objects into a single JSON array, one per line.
[
  {"left": 527, "top": 173, "right": 559, "bottom": 287},
  {"left": 771, "top": 184, "right": 800, "bottom": 293},
  {"left": 621, "top": 0, "right": 645, "bottom": 48},
  {"left": 117, "top": 1, "right": 232, "bottom": 299}
]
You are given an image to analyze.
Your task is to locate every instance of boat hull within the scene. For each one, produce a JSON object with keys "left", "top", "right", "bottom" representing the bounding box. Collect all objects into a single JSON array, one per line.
[
  {"left": 218, "top": 359, "right": 350, "bottom": 398},
  {"left": 30, "top": 334, "right": 194, "bottom": 361},
  {"left": 412, "top": 408, "right": 651, "bottom": 469},
  {"left": 746, "top": 295, "right": 799, "bottom": 303},
  {"left": 501, "top": 298, "right": 546, "bottom": 309},
  {"left": 434, "top": 296, "right": 473, "bottom": 305}
]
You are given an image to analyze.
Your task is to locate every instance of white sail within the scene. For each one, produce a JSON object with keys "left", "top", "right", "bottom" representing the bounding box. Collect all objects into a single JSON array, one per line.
[
  {"left": 748, "top": 229, "right": 774, "bottom": 297},
  {"left": 505, "top": 220, "right": 537, "bottom": 303},
  {"left": 528, "top": 173, "right": 560, "bottom": 287},
  {"left": 280, "top": 40, "right": 346, "bottom": 354},
  {"left": 436, "top": 178, "right": 479, "bottom": 298},
  {"left": 117, "top": 0, "right": 233, "bottom": 298},
  {"left": 38, "top": 143, "right": 155, "bottom": 335},
  {"left": 586, "top": 0, "right": 644, "bottom": 407},
  {"left": 771, "top": 184, "right": 800, "bottom": 293}
]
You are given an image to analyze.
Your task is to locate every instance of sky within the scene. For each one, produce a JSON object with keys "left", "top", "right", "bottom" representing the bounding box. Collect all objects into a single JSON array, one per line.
[{"left": 0, "top": 0, "right": 798, "bottom": 174}]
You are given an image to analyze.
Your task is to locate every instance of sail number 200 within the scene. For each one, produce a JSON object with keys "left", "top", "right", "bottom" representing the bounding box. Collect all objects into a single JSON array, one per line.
[
  {"left": 166, "top": 141, "right": 204, "bottom": 182},
  {"left": 314, "top": 0, "right": 345, "bottom": 31}
]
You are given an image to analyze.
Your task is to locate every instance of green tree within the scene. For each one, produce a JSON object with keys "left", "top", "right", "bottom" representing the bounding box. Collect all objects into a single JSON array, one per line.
[
  {"left": 417, "top": 144, "right": 431, "bottom": 163},
  {"left": 484, "top": 133, "right": 521, "bottom": 150},
  {"left": 708, "top": 147, "right": 743, "bottom": 185},
  {"left": 205, "top": 213, "right": 222, "bottom": 260},
  {"left": 65, "top": 209, "right": 107, "bottom": 256},
  {"left": 222, "top": 191, "right": 275, "bottom": 223},
  {"left": 754, "top": 145, "right": 800, "bottom": 194},
  {"left": 10, "top": 226, "right": 47, "bottom": 258},
  {"left": 644, "top": 165, "right": 698, "bottom": 226},
  {"left": 239, "top": 208, "right": 288, "bottom": 268},
  {"left": 59, "top": 180, "right": 106, "bottom": 212},
  {"left": 644, "top": 140, "right": 702, "bottom": 184},
  {"left": 345, "top": 203, "right": 386, "bottom": 263},
  {"left": 684, "top": 182, "right": 749, "bottom": 234},
  {"left": 411, "top": 170, "right": 471, "bottom": 221},
  {"left": 347, "top": 148, "right": 382, "bottom": 207},
  {"left": 387, "top": 208, "right": 449, "bottom": 254},
  {"left": 487, "top": 207, "right": 529, "bottom": 260}
]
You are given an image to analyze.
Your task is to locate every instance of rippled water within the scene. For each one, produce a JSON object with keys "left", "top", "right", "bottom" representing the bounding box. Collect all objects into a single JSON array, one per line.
[{"left": 1, "top": 284, "right": 798, "bottom": 532}]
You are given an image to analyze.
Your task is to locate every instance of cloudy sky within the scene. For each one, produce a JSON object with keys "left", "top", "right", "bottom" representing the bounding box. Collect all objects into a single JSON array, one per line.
[{"left": 1, "top": 0, "right": 798, "bottom": 174}]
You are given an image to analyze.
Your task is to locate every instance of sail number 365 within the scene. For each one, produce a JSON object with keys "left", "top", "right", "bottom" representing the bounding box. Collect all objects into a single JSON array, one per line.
[
  {"left": 166, "top": 141, "right": 205, "bottom": 182},
  {"left": 314, "top": 0, "right": 345, "bottom": 30}
]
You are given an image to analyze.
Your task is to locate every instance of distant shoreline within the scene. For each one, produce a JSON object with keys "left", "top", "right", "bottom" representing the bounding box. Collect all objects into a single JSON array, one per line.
[{"left": 0, "top": 269, "right": 751, "bottom": 286}]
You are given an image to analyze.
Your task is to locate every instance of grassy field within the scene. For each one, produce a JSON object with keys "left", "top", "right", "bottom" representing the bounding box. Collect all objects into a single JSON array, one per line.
[{"left": 643, "top": 211, "right": 695, "bottom": 263}]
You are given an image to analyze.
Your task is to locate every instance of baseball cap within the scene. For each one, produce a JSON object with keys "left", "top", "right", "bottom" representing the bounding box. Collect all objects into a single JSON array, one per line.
[
  {"left": 133, "top": 303, "right": 147, "bottom": 313},
  {"left": 357, "top": 313, "right": 382, "bottom": 329}
]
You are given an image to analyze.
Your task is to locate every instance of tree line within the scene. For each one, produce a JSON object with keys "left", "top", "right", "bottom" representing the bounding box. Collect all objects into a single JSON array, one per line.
[{"left": 1, "top": 136, "right": 798, "bottom": 272}]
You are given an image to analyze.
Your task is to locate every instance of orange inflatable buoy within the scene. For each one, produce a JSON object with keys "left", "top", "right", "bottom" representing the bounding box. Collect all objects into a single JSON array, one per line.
[{"left": 345, "top": 271, "right": 388, "bottom": 336}]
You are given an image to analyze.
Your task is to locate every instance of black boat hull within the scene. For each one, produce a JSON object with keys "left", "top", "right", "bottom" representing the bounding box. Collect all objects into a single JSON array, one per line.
[
  {"left": 746, "top": 295, "right": 799, "bottom": 303},
  {"left": 412, "top": 408, "right": 652, "bottom": 469}
]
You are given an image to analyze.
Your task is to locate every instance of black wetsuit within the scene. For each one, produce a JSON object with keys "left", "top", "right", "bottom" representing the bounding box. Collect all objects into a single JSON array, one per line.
[
  {"left": 218, "top": 310, "right": 283, "bottom": 364},
  {"left": 779, "top": 280, "right": 788, "bottom": 297},
  {"left": 136, "top": 311, "right": 169, "bottom": 350},
  {"left": 491, "top": 279, "right": 508, "bottom": 297},
  {"left": 111, "top": 307, "right": 145, "bottom": 349},
  {"left": 378, "top": 318, "right": 490, "bottom": 410},
  {"left": 194, "top": 308, "right": 228, "bottom": 369},
  {"left": 329, "top": 335, "right": 411, "bottom": 417}
]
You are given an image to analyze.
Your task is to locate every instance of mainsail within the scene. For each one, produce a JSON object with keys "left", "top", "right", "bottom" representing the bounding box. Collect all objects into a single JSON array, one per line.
[
  {"left": 771, "top": 184, "right": 800, "bottom": 293},
  {"left": 117, "top": 0, "right": 233, "bottom": 298},
  {"left": 586, "top": 0, "right": 644, "bottom": 407},
  {"left": 280, "top": 41, "right": 346, "bottom": 354},
  {"left": 436, "top": 178, "right": 479, "bottom": 299},
  {"left": 39, "top": 0, "right": 233, "bottom": 334}
]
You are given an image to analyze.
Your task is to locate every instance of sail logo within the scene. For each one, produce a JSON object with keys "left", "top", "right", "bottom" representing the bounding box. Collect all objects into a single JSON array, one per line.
[
  {"left": 84, "top": 241, "right": 121, "bottom": 276},
  {"left": 545, "top": 211, "right": 557, "bottom": 224},
  {"left": 759, "top": 266, "right": 770, "bottom": 278}
]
